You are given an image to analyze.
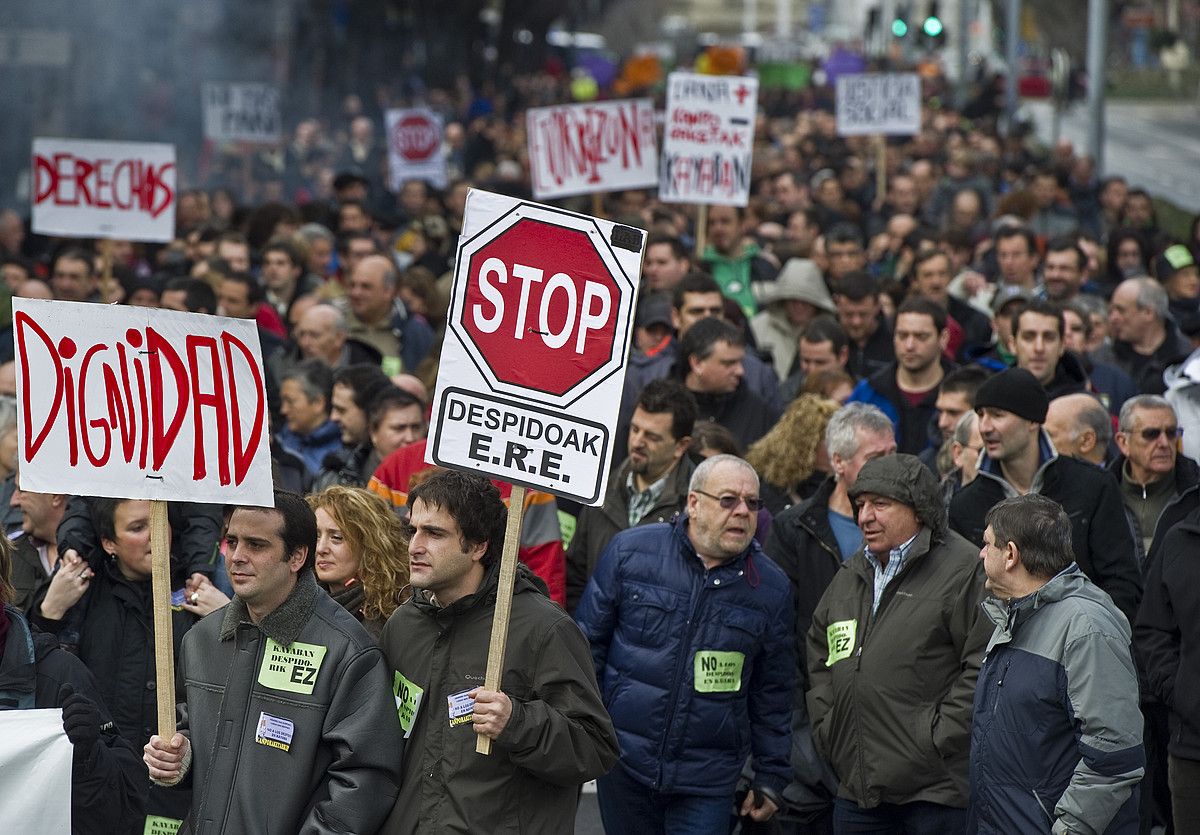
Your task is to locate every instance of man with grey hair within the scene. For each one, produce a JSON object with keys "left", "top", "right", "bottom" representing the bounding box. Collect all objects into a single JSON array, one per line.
[
  {"left": 1044, "top": 393, "right": 1113, "bottom": 466},
  {"left": 763, "top": 403, "right": 895, "bottom": 831},
  {"left": 339, "top": 254, "right": 434, "bottom": 376},
  {"left": 1096, "top": 276, "right": 1191, "bottom": 394},
  {"left": 941, "top": 411, "right": 984, "bottom": 509},
  {"left": 292, "top": 302, "right": 383, "bottom": 371},
  {"left": 296, "top": 223, "right": 336, "bottom": 279},
  {"left": 970, "top": 494, "right": 1143, "bottom": 834},
  {"left": 277, "top": 358, "right": 344, "bottom": 477},
  {"left": 1107, "top": 394, "right": 1199, "bottom": 565},
  {"left": 809, "top": 454, "right": 989, "bottom": 831},
  {"left": 577, "top": 454, "right": 793, "bottom": 832}
]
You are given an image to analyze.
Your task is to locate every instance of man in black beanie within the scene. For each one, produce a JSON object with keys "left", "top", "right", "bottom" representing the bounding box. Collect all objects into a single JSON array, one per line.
[{"left": 948, "top": 368, "right": 1142, "bottom": 621}]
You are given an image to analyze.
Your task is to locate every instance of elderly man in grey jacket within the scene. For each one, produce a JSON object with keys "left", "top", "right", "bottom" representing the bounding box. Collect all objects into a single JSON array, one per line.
[{"left": 144, "top": 490, "right": 402, "bottom": 835}]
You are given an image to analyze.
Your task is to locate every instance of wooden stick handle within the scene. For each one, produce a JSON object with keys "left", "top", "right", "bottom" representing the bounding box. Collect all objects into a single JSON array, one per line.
[
  {"left": 476, "top": 484, "right": 527, "bottom": 755},
  {"left": 591, "top": 192, "right": 605, "bottom": 219},
  {"left": 694, "top": 204, "right": 708, "bottom": 259},
  {"left": 876, "top": 135, "right": 887, "bottom": 205},
  {"left": 150, "top": 500, "right": 177, "bottom": 738}
]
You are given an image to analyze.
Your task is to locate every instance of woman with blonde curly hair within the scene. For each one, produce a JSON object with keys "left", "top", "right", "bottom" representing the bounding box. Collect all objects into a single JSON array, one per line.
[
  {"left": 307, "top": 486, "right": 410, "bottom": 640},
  {"left": 745, "top": 393, "right": 841, "bottom": 514}
]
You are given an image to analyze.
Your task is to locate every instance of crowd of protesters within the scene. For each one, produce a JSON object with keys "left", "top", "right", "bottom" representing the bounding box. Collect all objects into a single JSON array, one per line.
[{"left": 4, "top": 61, "right": 1200, "bottom": 834}]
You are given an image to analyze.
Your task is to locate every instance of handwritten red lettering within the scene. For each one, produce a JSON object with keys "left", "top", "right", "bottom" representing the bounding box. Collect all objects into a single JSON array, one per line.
[
  {"left": 15, "top": 315, "right": 266, "bottom": 486},
  {"left": 532, "top": 102, "right": 653, "bottom": 187},
  {"left": 34, "top": 153, "right": 175, "bottom": 219}
]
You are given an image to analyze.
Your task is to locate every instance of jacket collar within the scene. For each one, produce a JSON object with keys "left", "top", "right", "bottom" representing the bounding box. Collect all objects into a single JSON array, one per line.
[
  {"left": 848, "top": 525, "right": 933, "bottom": 581},
  {"left": 982, "top": 563, "right": 1086, "bottom": 650},
  {"left": 220, "top": 568, "right": 319, "bottom": 645},
  {"left": 975, "top": 429, "right": 1059, "bottom": 497}
]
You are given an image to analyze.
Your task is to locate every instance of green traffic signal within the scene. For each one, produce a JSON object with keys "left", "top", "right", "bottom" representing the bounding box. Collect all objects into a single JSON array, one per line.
[
  {"left": 922, "top": 16, "right": 943, "bottom": 37},
  {"left": 892, "top": 18, "right": 909, "bottom": 37}
]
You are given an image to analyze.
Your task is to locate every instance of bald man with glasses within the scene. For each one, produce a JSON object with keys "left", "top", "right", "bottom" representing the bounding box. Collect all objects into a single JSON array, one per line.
[{"left": 576, "top": 454, "right": 794, "bottom": 834}]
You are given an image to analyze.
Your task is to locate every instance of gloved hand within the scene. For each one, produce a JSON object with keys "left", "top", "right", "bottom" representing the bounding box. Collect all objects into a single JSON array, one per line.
[{"left": 60, "top": 684, "right": 102, "bottom": 760}]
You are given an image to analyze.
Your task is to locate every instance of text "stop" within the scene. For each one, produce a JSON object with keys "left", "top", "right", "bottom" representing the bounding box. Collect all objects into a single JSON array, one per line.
[{"left": 472, "top": 258, "right": 612, "bottom": 355}]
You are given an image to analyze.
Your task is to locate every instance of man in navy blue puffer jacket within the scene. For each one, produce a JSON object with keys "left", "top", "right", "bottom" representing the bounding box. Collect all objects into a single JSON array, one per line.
[{"left": 576, "top": 454, "right": 793, "bottom": 834}]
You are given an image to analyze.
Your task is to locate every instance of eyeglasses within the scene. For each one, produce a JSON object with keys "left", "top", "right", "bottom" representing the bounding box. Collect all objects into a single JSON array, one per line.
[
  {"left": 693, "top": 489, "right": 764, "bottom": 512},
  {"left": 1134, "top": 426, "right": 1183, "bottom": 442}
]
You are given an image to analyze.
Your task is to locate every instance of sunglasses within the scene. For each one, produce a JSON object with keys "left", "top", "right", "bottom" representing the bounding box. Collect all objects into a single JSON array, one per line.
[
  {"left": 693, "top": 489, "right": 764, "bottom": 512},
  {"left": 1134, "top": 426, "right": 1183, "bottom": 442}
]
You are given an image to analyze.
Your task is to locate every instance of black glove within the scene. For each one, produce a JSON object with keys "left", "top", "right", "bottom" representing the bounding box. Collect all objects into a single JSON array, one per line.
[{"left": 59, "top": 684, "right": 102, "bottom": 753}]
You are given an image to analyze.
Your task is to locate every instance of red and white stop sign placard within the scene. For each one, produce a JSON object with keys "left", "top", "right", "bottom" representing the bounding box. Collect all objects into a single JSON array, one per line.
[{"left": 428, "top": 190, "right": 644, "bottom": 505}]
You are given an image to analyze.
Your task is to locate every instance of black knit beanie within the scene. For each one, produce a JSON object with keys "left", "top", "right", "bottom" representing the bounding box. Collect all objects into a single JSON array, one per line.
[{"left": 973, "top": 367, "right": 1048, "bottom": 424}]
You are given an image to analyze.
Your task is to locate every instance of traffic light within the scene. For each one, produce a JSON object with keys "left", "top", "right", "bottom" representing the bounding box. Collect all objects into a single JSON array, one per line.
[
  {"left": 892, "top": 4, "right": 910, "bottom": 37},
  {"left": 921, "top": 2, "right": 946, "bottom": 46}
]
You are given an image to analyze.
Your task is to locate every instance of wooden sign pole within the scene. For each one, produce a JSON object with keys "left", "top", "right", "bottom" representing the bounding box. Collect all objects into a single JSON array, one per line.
[
  {"left": 875, "top": 135, "right": 888, "bottom": 205},
  {"left": 100, "top": 238, "right": 116, "bottom": 304},
  {"left": 591, "top": 192, "right": 605, "bottom": 219},
  {"left": 694, "top": 204, "right": 708, "bottom": 259},
  {"left": 150, "top": 500, "right": 177, "bottom": 737},
  {"left": 476, "top": 484, "right": 527, "bottom": 755}
]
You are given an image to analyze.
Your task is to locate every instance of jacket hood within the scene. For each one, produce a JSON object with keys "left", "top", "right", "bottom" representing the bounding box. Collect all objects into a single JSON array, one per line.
[
  {"left": 848, "top": 454, "right": 947, "bottom": 541},
  {"left": 757, "top": 258, "right": 835, "bottom": 312}
]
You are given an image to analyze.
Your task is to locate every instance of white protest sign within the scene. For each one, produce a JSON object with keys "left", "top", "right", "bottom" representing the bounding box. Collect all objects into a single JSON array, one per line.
[
  {"left": 32, "top": 138, "right": 176, "bottom": 243},
  {"left": 428, "top": 189, "right": 643, "bottom": 505},
  {"left": 659, "top": 72, "right": 758, "bottom": 207},
  {"left": 835, "top": 73, "right": 922, "bottom": 136},
  {"left": 14, "top": 299, "right": 273, "bottom": 506},
  {"left": 527, "top": 99, "right": 658, "bottom": 200},
  {"left": 386, "top": 108, "right": 447, "bottom": 190},
  {"left": 202, "top": 82, "right": 283, "bottom": 143},
  {"left": 0, "top": 709, "right": 72, "bottom": 835}
]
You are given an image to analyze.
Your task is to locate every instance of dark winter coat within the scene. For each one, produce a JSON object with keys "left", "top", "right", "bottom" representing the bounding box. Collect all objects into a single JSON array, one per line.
[
  {"left": 949, "top": 432, "right": 1142, "bottom": 623},
  {"left": 576, "top": 517, "right": 794, "bottom": 797}
]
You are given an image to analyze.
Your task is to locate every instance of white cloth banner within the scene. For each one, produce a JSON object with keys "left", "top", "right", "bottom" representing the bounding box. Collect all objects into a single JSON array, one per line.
[{"left": 0, "top": 709, "right": 72, "bottom": 835}]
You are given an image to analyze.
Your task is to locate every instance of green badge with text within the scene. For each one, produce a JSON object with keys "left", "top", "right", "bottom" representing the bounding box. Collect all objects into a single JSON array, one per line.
[
  {"left": 143, "top": 816, "right": 182, "bottom": 835},
  {"left": 257, "top": 639, "right": 327, "bottom": 695},
  {"left": 825, "top": 620, "right": 857, "bottom": 666},
  {"left": 694, "top": 651, "right": 745, "bottom": 693},
  {"left": 393, "top": 670, "right": 425, "bottom": 738}
]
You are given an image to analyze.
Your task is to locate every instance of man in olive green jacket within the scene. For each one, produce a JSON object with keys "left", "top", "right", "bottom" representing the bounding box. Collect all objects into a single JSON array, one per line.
[
  {"left": 807, "top": 454, "right": 990, "bottom": 831},
  {"left": 381, "top": 470, "right": 618, "bottom": 835}
]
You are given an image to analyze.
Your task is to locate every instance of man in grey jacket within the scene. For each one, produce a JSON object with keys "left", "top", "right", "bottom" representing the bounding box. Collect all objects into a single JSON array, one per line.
[
  {"left": 143, "top": 490, "right": 402, "bottom": 834},
  {"left": 969, "top": 494, "right": 1143, "bottom": 833}
]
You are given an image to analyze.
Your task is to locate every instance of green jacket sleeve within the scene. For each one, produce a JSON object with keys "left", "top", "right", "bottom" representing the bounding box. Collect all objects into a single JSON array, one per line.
[
  {"left": 494, "top": 616, "right": 619, "bottom": 786},
  {"left": 932, "top": 560, "right": 990, "bottom": 760}
]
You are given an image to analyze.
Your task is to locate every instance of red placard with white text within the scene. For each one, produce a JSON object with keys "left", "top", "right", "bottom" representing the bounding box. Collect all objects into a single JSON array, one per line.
[
  {"left": 13, "top": 299, "right": 273, "bottom": 507},
  {"left": 527, "top": 99, "right": 658, "bottom": 200},
  {"left": 31, "top": 138, "right": 176, "bottom": 242}
]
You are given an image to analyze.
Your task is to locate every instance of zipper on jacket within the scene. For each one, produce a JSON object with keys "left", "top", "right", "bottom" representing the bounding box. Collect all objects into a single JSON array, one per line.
[
  {"left": 1031, "top": 789, "right": 1053, "bottom": 823},
  {"left": 656, "top": 565, "right": 708, "bottom": 789}
]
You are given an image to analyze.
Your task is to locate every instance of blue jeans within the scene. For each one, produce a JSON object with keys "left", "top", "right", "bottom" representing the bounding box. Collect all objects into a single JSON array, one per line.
[
  {"left": 832, "top": 798, "right": 966, "bottom": 834},
  {"left": 597, "top": 764, "right": 735, "bottom": 835}
]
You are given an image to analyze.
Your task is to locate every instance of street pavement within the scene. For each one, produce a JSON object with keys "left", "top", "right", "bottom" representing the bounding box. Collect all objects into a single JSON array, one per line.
[{"left": 1028, "top": 99, "right": 1200, "bottom": 213}]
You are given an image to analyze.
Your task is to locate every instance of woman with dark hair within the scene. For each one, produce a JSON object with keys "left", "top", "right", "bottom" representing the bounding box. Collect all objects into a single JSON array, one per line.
[
  {"left": 0, "top": 536, "right": 146, "bottom": 834},
  {"left": 307, "top": 486, "right": 410, "bottom": 640},
  {"left": 1104, "top": 228, "right": 1150, "bottom": 296},
  {"left": 30, "top": 497, "right": 223, "bottom": 830}
]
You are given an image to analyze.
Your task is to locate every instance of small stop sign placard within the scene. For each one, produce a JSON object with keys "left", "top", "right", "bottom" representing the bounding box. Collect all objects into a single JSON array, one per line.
[
  {"left": 392, "top": 113, "right": 439, "bottom": 161},
  {"left": 430, "top": 190, "right": 644, "bottom": 505}
]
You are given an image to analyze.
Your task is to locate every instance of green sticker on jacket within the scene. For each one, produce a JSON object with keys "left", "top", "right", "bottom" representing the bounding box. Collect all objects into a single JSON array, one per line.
[
  {"left": 393, "top": 670, "right": 425, "bottom": 738},
  {"left": 825, "top": 620, "right": 856, "bottom": 666},
  {"left": 694, "top": 651, "right": 744, "bottom": 692},
  {"left": 143, "top": 816, "right": 182, "bottom": 835},
  {"left": 257, "top": 638, "right": 327, "bottom": 694}
]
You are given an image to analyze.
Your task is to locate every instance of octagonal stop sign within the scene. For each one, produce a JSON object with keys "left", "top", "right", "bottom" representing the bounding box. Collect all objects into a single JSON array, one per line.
[{"left": 452, "top": 202, "right": 635, "bottom": 404}]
